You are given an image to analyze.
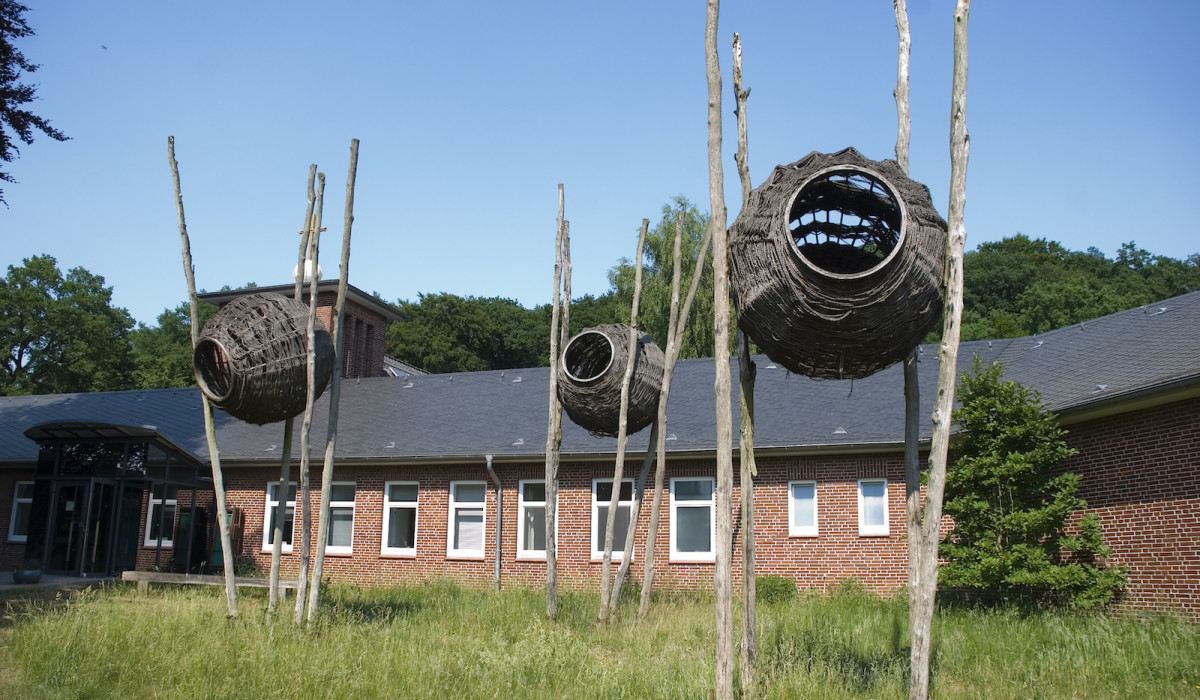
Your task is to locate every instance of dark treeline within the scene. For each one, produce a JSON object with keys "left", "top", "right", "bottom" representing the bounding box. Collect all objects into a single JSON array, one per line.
[{"left": 3, "top": 226, "right": 1197, "bottom": 392}]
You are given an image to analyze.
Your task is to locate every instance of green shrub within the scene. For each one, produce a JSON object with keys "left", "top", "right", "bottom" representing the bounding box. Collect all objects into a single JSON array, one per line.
[{"left": 941, "top": 357, "right": 1126, "bottom": 608}]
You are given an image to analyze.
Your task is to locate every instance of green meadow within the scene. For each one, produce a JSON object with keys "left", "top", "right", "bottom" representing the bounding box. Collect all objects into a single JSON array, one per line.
[{"left": 2, "top": 581, "right": 1197, "bottom": 699}]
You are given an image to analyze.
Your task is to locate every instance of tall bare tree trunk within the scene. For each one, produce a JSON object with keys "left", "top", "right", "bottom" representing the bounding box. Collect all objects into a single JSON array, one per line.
[
  {"left": 168, "top": 136, "right": 238, "bottom": 618},
  {"left": 308, "top": 139, "right": 359, "bottom": 622},
  {"left": 270, "top": 167, "right": 316, "bottom": 613},
  {"left": 294, "top": 173, "right": 326, "bottom": 625},
  {"left": 639, "top": 212, "right": 712, "bottom": 616},
  {"left": 268, "top": 419, "right": 294, "bottom": 613},
  {"left": 910, "top": 3, "right": 970, "bottom": 698},
  {"left": 732, "top": 31, "right": 758, "bottom": 697},
  {"left": 892, "top": 0, "right": 927, "bottom": 643},
  {"left": 609, "top": 420, "right": 658, "bottom": 612},
  {"left": 705, "top": 1, "right": 734, "bottom": 696},
  {"left": 599, "top": 219, "right": 648, "bottom": 623},
  {"left": 544, "top": 186, "right": 567, "bottom": 619},
  {"left": 894, "top": 0, "right": 912, "bottom": 176}
]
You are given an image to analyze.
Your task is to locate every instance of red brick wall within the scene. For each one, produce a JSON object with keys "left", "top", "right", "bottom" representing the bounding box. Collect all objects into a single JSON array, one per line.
[
  {"left": 1061, "top": 396, "right": 1200, "bottom": 619},
  {"left": 0, "top": 467, "right": 35, "bottom": 571},
  {"left": 217, "top": 454, "right": 912, "bottom": 597},
  {"left": 310, "top": 293, "right": 388, "bottom": 379}
]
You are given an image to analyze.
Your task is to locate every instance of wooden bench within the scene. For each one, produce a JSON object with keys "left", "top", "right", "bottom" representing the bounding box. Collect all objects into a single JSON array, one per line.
[{"left": 121, "top": 570, "right": 299, "bottom": 594}]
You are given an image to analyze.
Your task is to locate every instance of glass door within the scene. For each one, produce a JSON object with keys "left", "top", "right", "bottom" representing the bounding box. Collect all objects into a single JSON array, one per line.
[
  {"left": 46, "top": 479, "right": 127, "bottom": 576},
  {"left": 82, "top": 480, "right": 118, "bottom": 576},
  {"left": 47, "top": 483, "right": 87, "bottom": 573}
]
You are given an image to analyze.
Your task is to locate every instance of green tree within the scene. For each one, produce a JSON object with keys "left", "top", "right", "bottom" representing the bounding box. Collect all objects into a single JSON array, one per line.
[
  {"left": 1, "top": 0, "right": 69, "bottom": 204},
  {"left": 129, "top": 300, "right": 217, "bottom": 389},
  {"left": 607, "top": 196, "right": 716, "bottom": 358},
  {"left": 386, "top": 293, "right": 539, "bottom": 373},
  {"left": 0, "top": 255, "right": 134, "bottom": 394},
  {"left": 959, "top": 236, "right": 1200, "bottom": 341},
  {"left": 940, "top": 357, "right": 1126, "bottom": 608}
]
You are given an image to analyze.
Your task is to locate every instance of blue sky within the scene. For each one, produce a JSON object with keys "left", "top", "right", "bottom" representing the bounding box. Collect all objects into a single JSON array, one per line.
[{"left": 3, "top": 1, "right": 1198, "bottom": 326}]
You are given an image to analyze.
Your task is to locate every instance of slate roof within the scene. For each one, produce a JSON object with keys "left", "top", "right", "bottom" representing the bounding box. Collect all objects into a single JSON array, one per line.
[{"left": 2, "top": 292, "right": 1198, "bottom": 466}]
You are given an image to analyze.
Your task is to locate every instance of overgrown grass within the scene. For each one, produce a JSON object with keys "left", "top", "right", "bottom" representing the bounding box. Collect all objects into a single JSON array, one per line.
[{"left": 1, "top": 580, "right": 1197, "bottom": 699}]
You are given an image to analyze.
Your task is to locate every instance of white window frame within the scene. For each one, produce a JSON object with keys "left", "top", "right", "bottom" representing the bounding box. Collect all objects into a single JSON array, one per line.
[
  {"left": 517, "top": 479, "right": 558, "bottom": 561},
  {"left": 669, "top": 476, "right": 716, "bottom": 563},
  {"left": 262, "top": 481, "right": 297, "bottom": 552},
  {"left": 446, "top": 480, "right": 487, "bottom": 559},
  {"left": 591, "top": 478, "right": 635, "bottom": 561},
  {"left": 143, "top": 483, "right": 178, "bottom": 547},
  {"left": 381, "top": 481, "right": 419, "bottom": 557},
  {"left": 8, "top": 481, "right": 34, "bottom": 543},
  {"left": 788, "top": 480, "right": 818, "bottom": 537},
  {"left": 857, "top": 478, "right": 890, "bottom": 536},
  {"left": 324, "top": 481, "right": 356, "bottom": 555}
]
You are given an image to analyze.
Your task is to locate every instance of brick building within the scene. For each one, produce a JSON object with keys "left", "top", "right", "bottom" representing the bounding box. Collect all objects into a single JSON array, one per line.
[{"left": 1, "top": 292, "right": 1197, "bottom": 619}]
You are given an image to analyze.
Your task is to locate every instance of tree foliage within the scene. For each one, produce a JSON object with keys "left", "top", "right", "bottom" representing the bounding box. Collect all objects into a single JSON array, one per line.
[
  {"left": 1, "top": 0, "right": 69, "bottom": 204},
  {"left": 961, "top": 236, "right": 1200, "bottom": 341},
  {"left": 129, "top": 300, "right": 217, "bottom": 389},
  {"left": 0, "top": 255, "right": 134, "bottom": 395},
  {"left": 384, "top": 292, "right": 621, "bottom": 374},
  {"left": 940, "top": 357, "right": 1126, "bottom": 608},
  {"left": 607, "top": 196, "right": 718, "bottom": 359}
]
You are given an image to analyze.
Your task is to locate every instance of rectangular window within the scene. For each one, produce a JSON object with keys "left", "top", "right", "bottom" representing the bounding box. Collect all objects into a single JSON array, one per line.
[
  {"left": 517, "top": 479, "right": 548, "bottom": 560},
  {"left": 670, "top": 477, "right": 715, "bottom": 562},
  {"left": 858, "top": 478, "right": 889, "bottom": 536},
  {"left": 447, "top": 481, "right": 486, "bottom": 559},
  {"left": 326, "top": 482, "right": 355, "bottom": 554},
  {"left": 8, "top": 481, "right": 34, "bottom": 543},
  {"left": 591, "top": 478, "right": 634, "bottom": 561},
  {"left": 262, "top": 481, "right": 297, "bottom": 552},
  {"left": 143, "top": 483, "right": 178, "bottom": 547},
  {"left": 788, "top": 480, "right": 818, "bottom": 537},
  {"left": 382, "top": 481, "right": 418, "bottom": 556}
]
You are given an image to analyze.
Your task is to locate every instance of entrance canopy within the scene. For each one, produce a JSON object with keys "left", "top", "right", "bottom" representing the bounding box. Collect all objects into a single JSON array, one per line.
[{"left": 21, "top": 422, "right": 213, "bottom": 577}]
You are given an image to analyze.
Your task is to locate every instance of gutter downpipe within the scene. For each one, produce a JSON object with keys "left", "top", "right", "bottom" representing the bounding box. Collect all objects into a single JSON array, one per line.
[{"left": 485, "top": 454, "right": 502, "bottom": 591}]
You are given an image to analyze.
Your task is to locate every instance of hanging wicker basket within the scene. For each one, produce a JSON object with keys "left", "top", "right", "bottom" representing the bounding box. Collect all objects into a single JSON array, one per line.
[
  {"left": 729, "top": 147, "right": 947, "bottom": 379},
  {"left": 557, "top": 323, "right": 665, "bottom": 438},
  {"left": 193, "top": 292, "right": 335, "bottom": 425}
]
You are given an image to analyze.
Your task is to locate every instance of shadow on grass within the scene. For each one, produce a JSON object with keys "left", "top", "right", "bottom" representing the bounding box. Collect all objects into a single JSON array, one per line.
[{"left": 762, "top": 624, "right": 912, "bottom": 693}]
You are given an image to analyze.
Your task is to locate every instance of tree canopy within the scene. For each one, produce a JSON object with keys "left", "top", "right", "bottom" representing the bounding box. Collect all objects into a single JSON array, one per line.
[
  {"left": 607, "top": 196, "right": 717, "bottom": 359},
  {"left": 961, "top": 236, "right": 1200, "bottom": 341},
  {"left": 0, "top": 0, "right": 69, "bottom": 204},
  {"left": 129, "top": 301, "right": 217, "bottom": 390},
  {"left": 384, "top": 292, "right": 621, "bottom": 374},
  {"left": 1, "top": 255, "right": 134, "bottom": 394},
  {"left": 940, "top": 357, "right": 1126, "bottom": 608}
]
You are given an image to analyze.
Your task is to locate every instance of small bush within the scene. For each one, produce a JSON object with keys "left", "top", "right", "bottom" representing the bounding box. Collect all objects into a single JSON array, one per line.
[{"left": 756, "top": 575, "right": 797, "bottom": 604}]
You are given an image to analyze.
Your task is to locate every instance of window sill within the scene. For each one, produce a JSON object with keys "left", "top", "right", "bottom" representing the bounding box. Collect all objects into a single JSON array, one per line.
[
  {"left": 8, "top": 536, "right": 28, "bottom": 544},
  {"left": 446, "top": 553, "right": 485, "bottom": 561},
  {"left": 323, "top": 549, "right": 353, "bottom": 557},
  {"left": 516, "top": 554, "right": 547, "bottom": 562},
  {"left": 380, "top": 551, "right": 417, "bottom": 559},
  {"left": 858, "top": 531, "right": 891, "bottom": 538},
  {"left": 669, "top": 556, "right": 715, "bottom": 564},
  {"left": 788, "top": 531, "right": 819, "bottom": 539},
  {"left": 589, "top": 556, "right": 628, "bottom": 564},
  {"left": 261, "top": 548, "right": 295, "bottom": 555},
  {"left": 143, "top": 543, "right": 175, "bottom": 549}
]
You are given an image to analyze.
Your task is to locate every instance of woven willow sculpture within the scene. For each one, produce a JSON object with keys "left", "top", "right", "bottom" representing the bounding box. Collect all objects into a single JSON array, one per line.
[
  {"left": 729, "top": 147, "right": 947, "bottom": 379},
  {"left": 193, "top": 292, "right": 335, "bottom": 425},
  {"left": 557, "top": 323, "right": 665, "bottom": 437}
]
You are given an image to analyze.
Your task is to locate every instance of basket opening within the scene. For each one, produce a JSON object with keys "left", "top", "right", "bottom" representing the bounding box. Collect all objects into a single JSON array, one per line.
[
  {"left": 562, "top": 330, "right": 615, "bottom": 383},
  {"left": 193, "top": 339, "right": 233, "bottom": 401},
  {"left": 787, "top": 167, "right": 904, "bottom": 276}
]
